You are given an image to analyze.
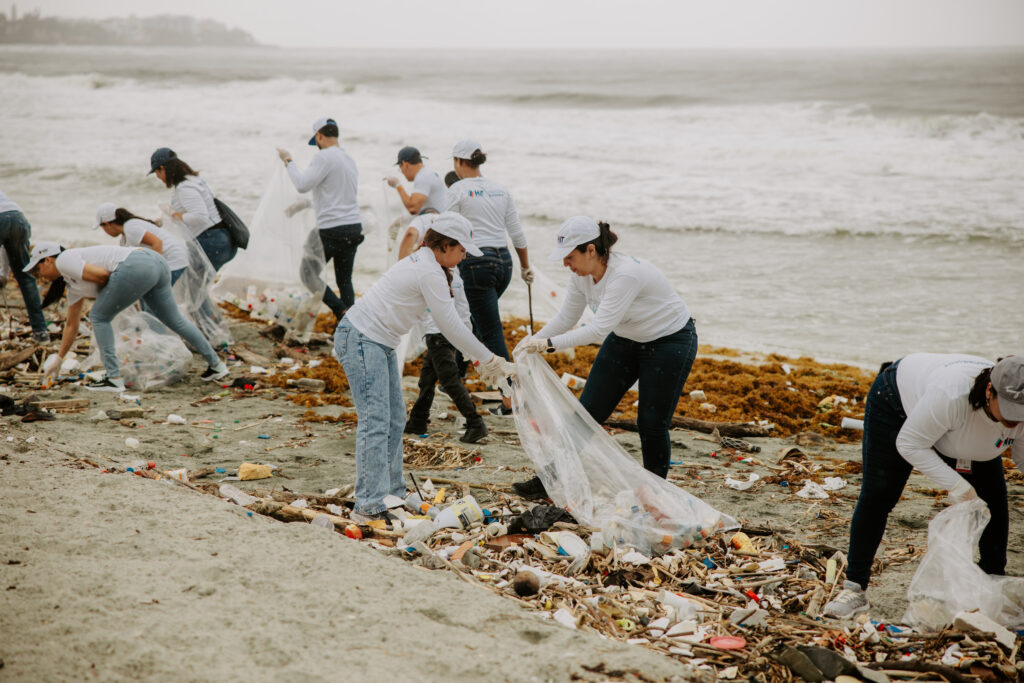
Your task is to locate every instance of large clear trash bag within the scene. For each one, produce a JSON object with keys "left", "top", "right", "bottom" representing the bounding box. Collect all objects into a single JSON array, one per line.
[
  {"left": 159, "top": 216, "right": 233, "bottom": 349},
  {"left": 903, "top": 498, "right": 1024, "bottom": 630},
  {"left": 377, "top": 178, "right": 423, "bottom": 366},
  {"left": 510, "top": 352, "right": 738, "bottom": 556},
  {"left": 82, "top": 310, "right": 192, "bottom": 390},
  {"left": 213, "top": 162, "right": 326, "bottom": 343}
]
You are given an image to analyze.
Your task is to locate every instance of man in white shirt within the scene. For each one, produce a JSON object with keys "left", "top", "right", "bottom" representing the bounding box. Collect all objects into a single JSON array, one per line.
[
  {"left": 278, "top": 117, "right": 364, "bottom": 318},
  {"left": 386, "top": 146, "right": 446, "bottom": 215}
]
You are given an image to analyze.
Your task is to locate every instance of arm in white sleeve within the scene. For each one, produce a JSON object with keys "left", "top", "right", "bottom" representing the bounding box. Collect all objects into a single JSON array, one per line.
[
  {"left": 894, "top": 387, "right": 968, "bottom": 491},
  {"left": 535, "top": 278, "right": 587, "bottom": 340},
  {"left": 503, "top": 192, "right": 528, "bottom": 250},
  {"left": 444, "top": 186, "right": 461, "bottom": 212},
  {"left": 1012, "top": 446, "right": 1024, "bottom": 478},
  {"left": 285, "top": 154, "right": 329, "bottom": 194},
  {"left": 549, "top": 272, "right": 642, "bottom": 349},
  {"left": 420, "top": 270, "right": 492, "bottom": 362},
  {"left": 453, "top": 287, "right": 473, "bottom": 330},
  {"left": 176, "top": 183, "right": 214, "bottom": 232}
]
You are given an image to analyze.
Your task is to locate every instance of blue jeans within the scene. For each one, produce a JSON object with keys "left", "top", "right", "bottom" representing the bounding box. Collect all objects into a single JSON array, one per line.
[
  {"left": 90, "top": 250, "right": 221, "bottom": 379},
  {"left": 846, "top": 360, "right": 1009, "bottom": 589},
  {"left": 0, "top": 210, "right": 47, "bottom": 335},
  {"left": 196, "top": 225, "right": 237, "bottom": 272},
  {"left": 578, "top": 319, "right": 698, "bottom": 478},
  {"left": 335, "top": 318, "right": 405, "bottom": 515},
  {"left": 141, "top": 267, "right": 185, "bottom": 316},
  {"left": 458, "top": 247, "right": 513, "bottom": 360},
  {"left": 304, "top": 224, "right": 363, "bottom": 317}
]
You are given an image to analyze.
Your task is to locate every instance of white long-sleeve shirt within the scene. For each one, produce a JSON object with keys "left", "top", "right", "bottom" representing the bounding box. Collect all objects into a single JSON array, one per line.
[
  {"left": 895, "top": 353, "right": 1024, "bottom": 491},
  {"left": 55, "top": 245, "right": 137, "bottom": 305},
  {"left": 422, "top": 267, "right": 472, "bottom": 336},
  {"left": 445, "top": 176, "right": 526, "bottom": 250},
  {"left": 412, "top": 167, "right": 447, "bottom": 214},
  {"left": 536, "top": 252, "right": 690, "bottom": 349},
  {"left": 170, "top": 176, "right": 221, "bottom": 238},
  {"left": 345, "top": 248, "right": 491, "bottom": 362},
  {"left": 120, "top": 218, "right": 189, "bottom": 271},
  {"left": 286, "top": 147, "right": 361, "bottom": 230}
]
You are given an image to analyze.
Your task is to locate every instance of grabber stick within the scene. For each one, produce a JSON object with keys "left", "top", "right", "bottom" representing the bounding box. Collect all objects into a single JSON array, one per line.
[{"left": 527, "top": 282, "right": 534, "bottom": 336}]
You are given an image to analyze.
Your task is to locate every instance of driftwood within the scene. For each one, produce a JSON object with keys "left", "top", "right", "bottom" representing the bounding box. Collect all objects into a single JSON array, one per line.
[
  {"left": 28, "top": 398, "right": 90, "bottom": 412},
  {"left": 606, "top": 416, "right": 771, "bottom": 438},
  {"left": 231, "top": 343, "right": 276, "bottom": 368},
  {"left": 0, "top": 346, "right": 38, "bottom": 372},
  {"left": 273, "top": 343, "right": 312, "bottom": 362},
  {"left": 245, "top": 500, "right": 403, "bottom": 539},
  {"left": 865, "top": 660, "right": 972, "bottom": 683}
]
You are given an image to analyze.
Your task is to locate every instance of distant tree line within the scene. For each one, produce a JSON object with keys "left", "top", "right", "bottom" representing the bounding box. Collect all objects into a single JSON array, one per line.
[{"left": 0, "top": 9, "right": 258, "bottom": 46}]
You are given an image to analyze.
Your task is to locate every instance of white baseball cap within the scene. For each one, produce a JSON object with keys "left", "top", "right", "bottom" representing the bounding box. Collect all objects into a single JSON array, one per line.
[
  {"left": 549, "top": 216, "right": 601, "bottom": 261},
  {"left": 991, "top": 356, "right": 1024, "bottom": 422},
  {"left": 451, "top": 138, "right": 483, "bottom": 160},
  {"left": 430, "top": 212, "right": 482, "bottom": 257},
  {"left": 94, "top": 202, "right": 117, "bottom": 229},
  {"left": 309, "top": 117, "right": 337, "bottom": 146},
  {"left": 23, "top": 241, "right": 62, "bottom": 272}
]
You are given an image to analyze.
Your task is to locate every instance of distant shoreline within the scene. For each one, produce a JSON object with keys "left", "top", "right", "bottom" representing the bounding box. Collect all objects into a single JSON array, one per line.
[{"left": 0, "top": 11, "right": 258, "bottom": 47}]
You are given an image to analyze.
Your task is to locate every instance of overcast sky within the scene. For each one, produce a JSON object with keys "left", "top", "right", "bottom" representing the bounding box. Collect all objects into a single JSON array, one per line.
[{"left": 15, "top": 0, "right": 1024, "bottom": 49}]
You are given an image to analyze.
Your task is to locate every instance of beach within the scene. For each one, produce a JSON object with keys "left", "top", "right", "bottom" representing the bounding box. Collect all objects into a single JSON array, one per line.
[{"left": 2, "top": 311, "right": 1021, "bottom": 680}]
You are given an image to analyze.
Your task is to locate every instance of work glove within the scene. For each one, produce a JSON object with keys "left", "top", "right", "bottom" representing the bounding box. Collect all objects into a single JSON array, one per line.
[
  {"left": 947, "top": 478, "right": 978, "bottom": 505},
  {"left": 277, "top": 148, "right": 292, "bottom": 164},
  {"left": 42, "top": 353, "right": 63, "bottom": 379},
  {"left": 385, "top": 176, "right": 401, "bottom": 188},
  {"left": 520, "top": 266, "right": 535, "bottom": 284},
  {"left": 476, "top": 355, "right": 516, "bottom": 387},
  {"left": 514, "top": 335, "right": 548, "bottom": 356},
  {"left": 284, "top": 198, "right": 311, "bottom": 218}
]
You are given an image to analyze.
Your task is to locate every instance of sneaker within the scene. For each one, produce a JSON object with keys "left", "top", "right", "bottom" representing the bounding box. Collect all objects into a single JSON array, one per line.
[
  {"left": 404, "top": 420, "right": 428, "bottom": 435},
  {"left": 488, "top": 405, "right": 514, "bottom": 418},
  {"left": 201, "top": 362, "right": 229, "bottom": 382},
  {"left": 823, "top": 580, "right": 869, "bottom": 619},
  {"left": 32, "top": 331, "right": 50, "bottom": 344},
  {"left": 512, "top": 475, "right": 548, "bottom": 500},
  {"left": 85, "top": 377, "right": 126, "bottom": 392},
  {"left": 349, "top": 509, "right": 398, "bottom": 526},
  {"left": 460, "top": 422, "right": 488, "bottom": 444}
]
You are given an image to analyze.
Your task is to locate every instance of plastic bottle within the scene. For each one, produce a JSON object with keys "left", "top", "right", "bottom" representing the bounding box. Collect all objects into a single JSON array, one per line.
[
  {"left": 127, "top": 460, "right": 154, "bottom": 473},
  {"left": 405, "top": 492, "right": 440, "bottom": 520},
  {"left": 433, "top": 495, "right": 484, "bottom": 531}
]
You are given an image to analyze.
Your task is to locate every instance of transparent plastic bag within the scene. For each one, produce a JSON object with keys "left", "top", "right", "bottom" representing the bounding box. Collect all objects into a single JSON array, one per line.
[
  {"left": 510, "top": 352, "right": 738, "bottom": 556},
  {"left": 82, "top": 310, "right": 192, "bottom": 390},
  {"left": 213, "top": 162, "right": 327, "bottom": 343},
  {"left": 903, "top": 498, "right": 1024, "bottom": 630}
]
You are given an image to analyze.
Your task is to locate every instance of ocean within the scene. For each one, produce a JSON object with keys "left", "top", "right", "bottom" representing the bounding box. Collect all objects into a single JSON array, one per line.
[{"left": 1, "top": 45, "right": 1022, "bottom": 365}]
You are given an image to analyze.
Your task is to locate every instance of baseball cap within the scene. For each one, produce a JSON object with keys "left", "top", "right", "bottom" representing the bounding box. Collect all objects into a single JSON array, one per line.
[
  {"left": 148, "top": 147, "right": 176, "bottom": 174},
  {"left": 396, "top": 146, "right": 424, "bottom": 165},
  {"left": 549, "top": 216, "right": 600, "bottom": 261},
  {"left": 309, "top": 117, "right": 337, "bottom": 146},
  {"left": 94, "top": 202, "right": 117, "bottom": 229},
  {"left": 23, "top": 241, "right": 62, "bottom": 273},
  {"left": 991, "top": 356, "right": 1024, "bottom": 422},
  {"left": 451, "top": 138, "right": 482, "bottom": 160},
  {"left": 430, "top": 212, "right": 482, "bottom": 257}
]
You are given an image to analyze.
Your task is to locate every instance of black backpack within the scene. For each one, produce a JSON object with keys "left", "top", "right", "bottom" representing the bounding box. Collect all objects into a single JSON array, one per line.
[{"left": 213, "top": 197, "right": 250, "bottom": 250}]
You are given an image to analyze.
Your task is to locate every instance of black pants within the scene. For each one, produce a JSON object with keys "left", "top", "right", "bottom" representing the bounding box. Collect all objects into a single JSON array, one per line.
[
  {"left": 303, "top": 224, "right": 363, "bottom": 318},
  {"left": 408, "top": 334, "right": 483, "bottom": 428},
  {"left": 846, "top": 360, "right": 1009, "bottom": 589}
]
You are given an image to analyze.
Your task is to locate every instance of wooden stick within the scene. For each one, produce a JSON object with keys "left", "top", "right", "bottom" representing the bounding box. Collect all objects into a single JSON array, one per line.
[
  {"left": 606, "top": 416, "right": 771, "bottom": 438},
  {"left": 426, "top": 476, "right": 516, "bottom": 495},
  {"left": 0, "top": 346, "right": 39, "bottom": 371},
  {"left": 233, "top": 415, "right": 277, "bottom": 431},
  {"left": 245, "top": 500, "right": 404, "bottom": 540}
]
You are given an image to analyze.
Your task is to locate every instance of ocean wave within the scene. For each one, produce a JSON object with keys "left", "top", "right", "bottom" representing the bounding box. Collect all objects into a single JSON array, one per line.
[{"left": 478, "top": 91, "right": 704, "bottom": 109}]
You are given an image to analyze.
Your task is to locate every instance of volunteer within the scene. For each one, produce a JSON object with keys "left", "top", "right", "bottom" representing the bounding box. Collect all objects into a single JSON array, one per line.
[
  {"left": 0, "top": 190, "right": 50, "bottom": 342},
  {"left": 399, "top": 211, "right": 487, "bottom": 444},
  {"left": 148, "top": 147, "right": 237, "bottom": 271},
  {"left": 26, "top": 242, "right": 229, "bottom": 392},
  {"left": 336, "top": 212, "right": 514, "bottom": 522},
  {"left": 823, "top": 354, "right": 1024, "bottom": 619},
  {"left": 386, "top": 146, "right": 446, "bottom": 215},
  {"left": 278, "top": 117, "right": 363, "bottom": 319},
  {"left": 446, "top": 138, "right": 533, "bottom": 361},
  {"left": 513, "top": 216, "right": 697, "bottom": 496},
  {"left": 94, "top": 203, "right": 189, "bottom": 284}
]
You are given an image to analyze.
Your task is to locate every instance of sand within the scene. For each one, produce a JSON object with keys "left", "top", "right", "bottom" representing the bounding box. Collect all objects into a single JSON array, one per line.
[{"left": 2, "top": 317, "right": 1022, "bottom": 681}]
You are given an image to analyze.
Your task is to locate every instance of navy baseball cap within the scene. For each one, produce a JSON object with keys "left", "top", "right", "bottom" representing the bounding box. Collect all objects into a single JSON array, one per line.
[
  {"left": 396, "top": 146, "right": 424, "bottom": 165},
  {"left": 148, "top": 147, "right": 176, "bottom": 174}
]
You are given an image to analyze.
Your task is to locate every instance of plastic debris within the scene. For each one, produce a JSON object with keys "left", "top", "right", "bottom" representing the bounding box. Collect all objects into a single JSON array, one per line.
[
  {"left": 724, "top": 473, "right": 761, "bottom": 491},
  {"left": 238, "top": 463, "right": 273, "bottom": 480}
]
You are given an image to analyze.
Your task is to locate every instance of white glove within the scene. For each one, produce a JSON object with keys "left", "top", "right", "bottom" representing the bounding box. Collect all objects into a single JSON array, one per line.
[
  {"left": 514, "top": 335, "right": 548, "bottom": 356},
  {"left": 385, "top": 176, "right": 401, "bottom": 188},
  {"left": 284, "top": 198, "right": 311, "bottom": 218},
  {"left": 521, "top": 266, "right": 535, "bottom": 284},
  {"left": 277, "top": 148, "right": 292, "bottom": 164},
  {"left": 42, "top": 353, "right": 63, "bottom": 379},
  {"left": 948, "top": 478, "right": 978, "bottom": 504},
  {"left": 476, "top": 355, "right": 516, "bottom": 387}
]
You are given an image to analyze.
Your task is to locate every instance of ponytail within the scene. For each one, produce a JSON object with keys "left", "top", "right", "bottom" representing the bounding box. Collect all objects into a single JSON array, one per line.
[
  {"left": 111, "top": 208, "right": 156, "bottom": 226},
  {"left": 459, "top": 149, "right": 487, "bottom": 169},
  {"left": 574, "top": 220, "right": 618, "bottom": 263}
]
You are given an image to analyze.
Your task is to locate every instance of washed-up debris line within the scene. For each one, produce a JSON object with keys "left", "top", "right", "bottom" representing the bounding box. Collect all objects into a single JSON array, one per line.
[{"left": 402, "top": 439, "right": 480, "bottom": 470}]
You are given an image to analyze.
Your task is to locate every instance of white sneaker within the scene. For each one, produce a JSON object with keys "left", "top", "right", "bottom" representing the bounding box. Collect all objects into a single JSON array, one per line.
[
  {"left": 84, "top": 377, "right": 126, "bottom": 392},
  {"left": 823, "top": 580, "right": 869, "bottom": 619},
  {"left": 201, "top": 362, "right": 229, "bottom": 382}
]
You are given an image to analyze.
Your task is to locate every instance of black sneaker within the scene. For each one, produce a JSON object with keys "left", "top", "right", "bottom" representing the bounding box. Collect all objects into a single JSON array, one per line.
[
  {"left": 488, "top": 405, "right": 514, "bottom": 417},
  {"left": 201, "top": 362, "right": 229, "bottom": 382},
  {"left": 460, "top": 423, "right": 488, "bottom": 444},
  {"left": 84, "top": 377, "right": 126, "bottom": 392},
  {"left": 349, "top": 509, "right": 399, "bottom": 527},
  {"left": 512, "top": 475, "right": 548, "bottom": 500},
  {"left": 404, "top": 421, "right": 428, "bottom": 435},
  {"left": 32, "top": 331, "right": 50, "bottom": 344}
]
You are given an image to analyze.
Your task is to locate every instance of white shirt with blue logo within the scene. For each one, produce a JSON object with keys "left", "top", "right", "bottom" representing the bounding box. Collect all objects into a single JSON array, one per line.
[
  {"left": 445, "top": 176, "right": 526, "bottom": 250},
  {"left": 413, "top": 167, "right": 447, "bottom": 214}
]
